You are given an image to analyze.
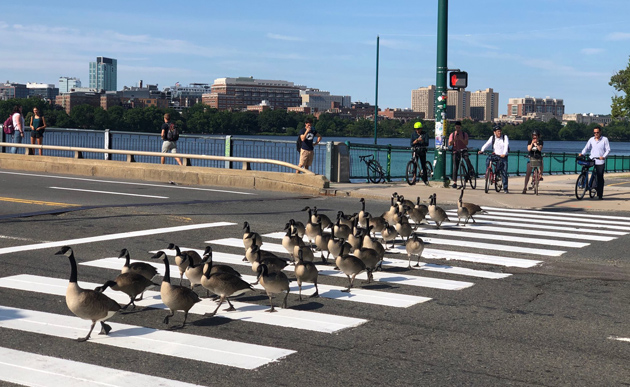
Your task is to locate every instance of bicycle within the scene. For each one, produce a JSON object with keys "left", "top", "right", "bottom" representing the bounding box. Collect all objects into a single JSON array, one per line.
[
  {"left": 405, "top": 147, "right": 433, "bottom": 185},
  {"left": 482, "top": 153, "right": 505, "bottom": 193},
  {"left": 454, "top": 149, "right": 476, "bottom": 190},
  {"left": 575, "top": 156, "right": 597, "bottom": 200},
  {"left": 525, "top": 155, "right": 542, "bottom": 196},
  {"left": 358, "top": 154, "right": 385, "bottom": 184}
]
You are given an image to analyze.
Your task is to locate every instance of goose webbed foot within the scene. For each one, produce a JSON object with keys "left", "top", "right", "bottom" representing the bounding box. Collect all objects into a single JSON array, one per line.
[
  {"left": 265, "top": 307, "right": 277, "bottom": 313},
  {"left": 77, "top": 336, "right": 89, "bottom": 342},
  {"left": 99, "top": 322, "right": 112, "bottom": 335},
  {"left": 204, "top": 312, "right": 216, "bottom": 317},
  {"left": 224, "top": 306, "right": 236, "bottom": 312}
]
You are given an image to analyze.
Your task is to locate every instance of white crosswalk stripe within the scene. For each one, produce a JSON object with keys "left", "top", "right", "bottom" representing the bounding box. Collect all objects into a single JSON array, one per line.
[
  {"left": 437, "top": 222, "right": 617, "bottom": 241},
  {"left": 482, "top": 206, "right": 630, "bottom": 222},
  {"left": 465, "top": 211, "right": 630, "bottom": 231}
]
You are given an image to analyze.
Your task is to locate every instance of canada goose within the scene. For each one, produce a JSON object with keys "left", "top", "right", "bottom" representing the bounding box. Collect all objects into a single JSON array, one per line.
[
  {"left": 314, "top": 219, "right": 333, "bottom": 263},
  {"left": 395, "top": 193, "right": 415, "bottom": 214},
  {"left": 382, "top": 194, "right": 398, "bottom": 223},
  {"left": 353, "top": 247, "right": 379, "bottom": 283},
  {"left": 337, "top": 211, "right": 355, "bottom": 228},
  {"left": 242, "top": 221, "right": 263, "bottom": 249},
  {"left": 257, "top": 263, "right": 290, "bottom": 312},
  {"left": 335, "top": 253, "right": 366, "bottom": 292},
  {"left": 328, "top": 237, "right": 353, "bottom": 267},
  {"left": 395, "top": 216, "right": 413, "bottom": 242},
  {"left": 96, "top": 272, "right": 157, "bottom": 310},
  {"left": 302, "top": 206, "right": 319, "bottom": 224},
  {"left": 245, "top": 244, "right": 282, "bottom": 265},
  {"left": 406, "top": 204, "right": 427, "bottom": 230},
  {"left": 414, "top": 196, "right": 429, "bottom": 219},
  {"left": 250, "top": 244, "right": 289, "bottom": 281},
  {"left": 367, "top": 214, "right": 386, "bottom": 238},
  {"left": 56, "top": 246, "right": 121, "bottom": 342},
  {"left": 200, "top": 262, "right": 253, "bottom": 316},
  {"left": 333, "top": 214, "right": 352, "bottom": 241},
  {"left": 357, "top": 198, "right": 371, "bottom": 228},
  {"left": 312, "top": 206, "right": 332, "bottom": 230},
  {"left": 428, "top": 193, "right": 450, "bottom": 229},
  {"left": 288, "top": 219, "right": 305, "bottom": 239},
  {"left": 166, "top": 243, "right": 202, "bottom": 286},
  {"left": 293, "top": 244, "right": 315, "bottom": 263},
  {"left": 151, "top": 251, "right": 201, "bottom": 328},
  {"left": 304, "top": 208, "right": 322, "bottom": 247},
  {"left": 201, "top": 246, "right": 241, "bottom": 278},
  {"left": 294, "top": 249, "right": 319, "bottom": 301},
  {"left": 118, "top": 248, "right": 158, "bottom": 280},
  {"left": 459, "top": 190, "right": 486, "bottom": 223},
  {"left": 405, "top": 234, "right": 425, "bottom": 268},
  {"left": 456, "top": 190, "right": 472, "bottom": 226},
  {"left": 381, "top": 221, "right": 398, "bottom": 249},
  {"left": 346, "top": 221, "right": 363, "bottom": 251},
  {"left": 282, "top": 227, "right": 304, "bottom": 259}
]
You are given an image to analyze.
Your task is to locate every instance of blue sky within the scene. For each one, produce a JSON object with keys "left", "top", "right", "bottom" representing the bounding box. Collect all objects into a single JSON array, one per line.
[{"left": 1, "top": 0, "right": 628, "bottom": 115}]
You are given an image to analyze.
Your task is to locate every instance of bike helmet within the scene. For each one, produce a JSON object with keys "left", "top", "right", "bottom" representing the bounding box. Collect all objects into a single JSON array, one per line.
[
  {"left": 492, "top": 125, "right": 502, "bottom": 131},
  {"left": 414, "top": 122, "right": 422, "bottom": 129}
]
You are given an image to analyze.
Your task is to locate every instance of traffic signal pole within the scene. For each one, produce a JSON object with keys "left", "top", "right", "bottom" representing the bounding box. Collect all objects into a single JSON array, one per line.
[{"left": 432, "top": 0, "right": 448, "bottom": 183}]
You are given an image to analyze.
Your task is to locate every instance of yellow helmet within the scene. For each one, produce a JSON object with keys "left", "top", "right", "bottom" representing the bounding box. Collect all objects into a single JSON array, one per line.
[{"left": 414, "top": 122, "right": 422, "bottom": 129}]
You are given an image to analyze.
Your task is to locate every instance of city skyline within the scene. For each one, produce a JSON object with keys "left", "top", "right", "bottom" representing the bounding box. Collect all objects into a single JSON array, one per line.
[{"left": 1, "top": 0, "right": 628, "bottom": 115}]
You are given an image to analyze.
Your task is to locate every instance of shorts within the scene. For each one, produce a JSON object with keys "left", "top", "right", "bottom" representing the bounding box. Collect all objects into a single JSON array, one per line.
[
  {"left": 31, "top": 129, "right": 44, "bottom": 139},
  {"left": 162, "top": 141, "right": 177, "bottom": 153},
  {"left": 299, "top": 149, "right": 314, "bottom": 168}
]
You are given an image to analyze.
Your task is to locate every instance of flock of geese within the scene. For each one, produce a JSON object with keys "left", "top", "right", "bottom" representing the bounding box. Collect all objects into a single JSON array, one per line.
[{"left": 56, "top": 191, "right": 486, "bottom": 342}]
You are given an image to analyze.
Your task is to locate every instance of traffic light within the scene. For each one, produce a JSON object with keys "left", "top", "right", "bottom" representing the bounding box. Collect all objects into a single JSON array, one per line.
[{"left": 449, "top": 71, "right": 468, "bottom": 89}]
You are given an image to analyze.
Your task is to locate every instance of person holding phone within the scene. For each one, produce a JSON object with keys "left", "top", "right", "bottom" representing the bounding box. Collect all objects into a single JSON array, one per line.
[{"left": 296, "top": 118, "right": 321, "bottom": 173}]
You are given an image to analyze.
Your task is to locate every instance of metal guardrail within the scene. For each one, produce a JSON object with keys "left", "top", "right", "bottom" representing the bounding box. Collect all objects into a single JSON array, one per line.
[{"left": 0, "top": 142, "right": 315, "bottom": 175}]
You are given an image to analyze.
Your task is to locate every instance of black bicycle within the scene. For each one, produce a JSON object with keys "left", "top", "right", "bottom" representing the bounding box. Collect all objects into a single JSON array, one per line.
[
  {"left": 405, "top": 148, "right": 433, "bottom": 185},
  {"left": 454, "top": 149, "right": 476, "bottom": 189},
  {"left": 575, "top": 156, "right": 597, "bottom": 200},
  {"left": 359, "top": 154, "right": 385, "bottom": 184}
]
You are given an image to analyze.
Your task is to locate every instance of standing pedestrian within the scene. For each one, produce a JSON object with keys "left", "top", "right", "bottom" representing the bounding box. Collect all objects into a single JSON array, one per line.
[
  {"left": 30, "top": 107, "right": 47, "bottom": 156},
  {"left": 296, "top": 118, "right": 321, "bottom": 173},
  {"left": 448, "top": 121, "right": 472, "bottom": 189},
  {"left": 160, "top": 113, "right": 182, "bottom": 165},
  {"left": 579, "top": 126, "right": 610, "bottom": 200},
  {"left": 522, "top": 130, "right": 544, "bottom": 194},
  {"left": 9, "top": 105, "right": 25, "bottom": 154},
  {"left": 410, "top": 122, "right": 429, "bottom": 185}
]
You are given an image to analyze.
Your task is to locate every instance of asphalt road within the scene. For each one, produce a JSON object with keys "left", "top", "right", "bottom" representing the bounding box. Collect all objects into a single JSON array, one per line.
[{"left": 0, "top": 170, "right": 629, "bottom": 386}]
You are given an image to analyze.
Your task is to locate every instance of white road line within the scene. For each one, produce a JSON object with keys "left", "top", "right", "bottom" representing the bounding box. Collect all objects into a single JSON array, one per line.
[
  {"left": 0, "top": 305, "right": 295, "bottom": 370},
  {"left": 419, "top": 216, "right": 627, "bottom": 236},
  {"left": 260, "top": 232, "right": 542, "bottom": 268},
  {"left": 609, "top": 336, "right": 630, "bottom": 343},
  {"left": 483, "top": 207, "right": 630, "bottom": 222},
  {"left": 196, "top": 242, "right": 474, "bottom": 291},
  {"left": 0, "top": 170, "right": 255, "bottom": 195},
  {"left": 0, "top": 222, "right": 235, "bottom": 255},
  {"left": 412, "top": 228, "right": 590, "bottom": 248},
  {"left": 442, "top": 221, "right": 619, "bottom": 241},
  {"left": 468, "top": 213, "right": 630, "bottom": 232},
  {"left": 480, "top": 211, "right": 630, "bottom": 231},
  {"left": 389, "top": 237, "right": 565, "bottom": 256},
  {"left": 99, "top": 256, "right": 429, "bottom": 308},
  {"left": 210, "top": 237, "right": 510, "bottom": 279},
  {"left": 49, "top": 186, "right": 169, "bottom": 199},
  {"left": 0, "top": 274, "right": 367, "bottom": 333},
  {"left": 0, "top": 346, "right": 206, "bottom": 387}
]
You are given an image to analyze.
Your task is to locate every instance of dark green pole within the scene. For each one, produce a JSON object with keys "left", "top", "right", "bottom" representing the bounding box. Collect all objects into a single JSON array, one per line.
[
  {"left": 433, "top": 0, "right": 448, "bottom": 183},
  {"left": 374, "top": 35, "right": 379, "bottom": 145}
]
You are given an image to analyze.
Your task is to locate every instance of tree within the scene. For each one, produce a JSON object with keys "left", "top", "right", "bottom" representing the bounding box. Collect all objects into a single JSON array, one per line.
[{"left": 609, "top": 55, "right": 630, "bottom": 119}]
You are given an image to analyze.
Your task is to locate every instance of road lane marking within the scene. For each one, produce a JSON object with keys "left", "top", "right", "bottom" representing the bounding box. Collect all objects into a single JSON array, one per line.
[
  {"left": 0, "top": 222, "right": 235, "bottom": 255},
  {"left": 194, "top": 242, "right": 474, "bottom": 290},
  {"left": 440, "top": 221, "right": 620, "bottom": 241},
  {"left": 0, "top": 305, "right": 295, "bottom": 370},
  {"left": 483, "top": 206, "right": 630, "bottom": 222},
  {"left": 464, "top": 213, "right": 630, "bottom": 231},
  {"left": 0, "top": 274, "right": 368, "bottom": 333},
  {"left": 84, "top": 257, "right": 429, "bottom": 308},
  {"left": 50, "top": 186, "right": 169, "bottom": 199},
  {"left": 0, "top": 346, "right": 206, "bottom": 387},
  {"left": 212, "top": 237, "right": 510, "bottom": 279},
  {"left": 0, "top": 170, "right": 256, "bottom": 195},
  {"left": 609, "top": 336, "right": 630, "bottom": 343},
  {"left": 0, "top": 196, "right": 79, "bottom": 207}
]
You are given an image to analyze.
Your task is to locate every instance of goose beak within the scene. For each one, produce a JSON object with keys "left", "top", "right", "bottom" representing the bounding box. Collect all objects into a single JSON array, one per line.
[{"left": 150, "top": 252, "right": 164, "bottom": 259}]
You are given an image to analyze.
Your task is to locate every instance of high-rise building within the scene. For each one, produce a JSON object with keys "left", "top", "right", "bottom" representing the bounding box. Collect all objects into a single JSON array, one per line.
[
  {"left": 469, "top": 88, "right": 499, "bottom": 122},
  {"left": 89, "top": 57, "right": 117, "bottom": 91},
  {"left": 507, "top": 96, "right": 564, "bottom": 117},
  {"left": 26, "top": 83, "right": 59, "bottom": 100},
  {"left": 0, "top": 82, "right": 28, "bottom": 100},
  {"left": 411, "top": 85, "right": 435, "bottom": 119},
  {"left": 446, "top": 89, "right": 470, "bottom": 120},
  {"left": 59, "top": 77, "right": 81, "bottom": 93},
  {"left": 202, "top": 77, "right": 302, "bottom": 110},
  {"left": 299, "top": 88, "right": 351, "bottom": 111}
]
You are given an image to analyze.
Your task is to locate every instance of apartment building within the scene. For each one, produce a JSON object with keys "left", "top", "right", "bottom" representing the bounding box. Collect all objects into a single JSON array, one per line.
[
  {"left": 446, "top": 89, "right": 470, "bottom": 120},
  {"left": 507, "top": 96, "right": 564, "bottom": 117},
  {"left": 411, "top": 85, "right": 435, "bottom": 119},
  {"left": 59, "top": 77, "right": 81, "bottom": 93},
  {"left": 469, "top": 88, "right": 499, "bottom": 122},
  {"left": 299, "top": 88, "right": 351, "bottom": 111}
]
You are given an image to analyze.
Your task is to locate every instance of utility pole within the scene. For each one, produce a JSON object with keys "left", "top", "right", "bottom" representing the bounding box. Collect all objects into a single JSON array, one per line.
[
  {"left": 374, "top": 35, "right": 380, "bottom": 145},
  {"left": 433, "top": 0, "right": 448, "bottom": 182}
]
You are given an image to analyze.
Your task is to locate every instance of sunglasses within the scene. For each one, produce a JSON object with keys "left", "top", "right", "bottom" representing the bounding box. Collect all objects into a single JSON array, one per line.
[{"left": 594, "top": 132, "right": 601, "bottom": 134}]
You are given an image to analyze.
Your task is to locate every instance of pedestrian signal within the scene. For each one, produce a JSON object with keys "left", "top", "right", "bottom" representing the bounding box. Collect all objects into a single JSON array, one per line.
[{"left": 449, "top": 71, "right": 468, "bottom": 89}]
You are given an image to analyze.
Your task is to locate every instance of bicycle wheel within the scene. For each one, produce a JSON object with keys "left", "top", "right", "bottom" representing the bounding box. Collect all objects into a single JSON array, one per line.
[
  {"left": 533, "top": 167, "right": 539, "bottom": 196},
  {"left": 405, "top": 160, "right": 417, "bottom": 185},
  {"left": 469, "top": 168, "right": 477, "bottom": 190},
  {"left": 424, "top": 161, "right": 433, "bottom": 179},
  {"left": 494, "top": 168, "right": 503, "bottom": 192},
  {"left": 367, "top": 160, "right": 384, "bottom": 184},
  {"left": 458, "top": 163, "right": 467, "bottom": 189},
  {"left": 485, "top": 170, "right": 491, "bottom": 193},
  {"left": 575, "top": 173, "right": 587, "bottom": 200},
  {"left": 589, "top": 173, "right": 598, "bottom": 198}
]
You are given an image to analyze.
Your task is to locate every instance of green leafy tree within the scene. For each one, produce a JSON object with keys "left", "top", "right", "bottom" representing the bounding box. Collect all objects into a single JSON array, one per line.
[
  {"left": 609, "top": 55, "right": 630, "bottom": 119},
  {"left": 70, "top": 104, "right": 96, "bottom": 129}
]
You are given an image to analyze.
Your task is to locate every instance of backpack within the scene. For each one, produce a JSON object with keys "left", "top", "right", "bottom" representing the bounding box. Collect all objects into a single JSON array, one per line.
[
  {"left": 491, "top": 134, "right": 510, "bottom": 153},
  {"left": 296, "top": 134, "right": 302, "bottom": 152},
  {"left": 3, "top": 115, "right": 15, "bottom": 135},
  {"left": 166, "top": 122, "right": 179, "bottom": 141}
]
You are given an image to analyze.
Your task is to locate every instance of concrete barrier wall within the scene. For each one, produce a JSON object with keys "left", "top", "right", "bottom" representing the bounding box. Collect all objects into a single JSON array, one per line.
[{"left": 0, "top": 154, "right": 330, "bottom": 195}]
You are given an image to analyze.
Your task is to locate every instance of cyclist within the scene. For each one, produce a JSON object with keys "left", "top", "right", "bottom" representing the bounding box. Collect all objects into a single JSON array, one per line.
[
  {"left": 410, "top": 121, "right": 429, "bottom": 185},
  {"left": 448, "top": 121, "right": 473, "bottom": 189},
  {"left": 522, "top": 130, "right": 544, "bottom": 194},
  {"left": 578, "top": 126, "right": 610, "bottom": 200},
  {"left": 478, "top": 125, "right": 510, "bottom": 193}
]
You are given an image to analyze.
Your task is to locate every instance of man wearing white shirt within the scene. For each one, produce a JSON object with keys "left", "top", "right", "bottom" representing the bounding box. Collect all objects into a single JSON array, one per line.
[
  {"left": 579, "top": 126, "right": 610, "bottom": 200},
  {"left": 478, "top": 125, "right": 509, "bottom": 193}
]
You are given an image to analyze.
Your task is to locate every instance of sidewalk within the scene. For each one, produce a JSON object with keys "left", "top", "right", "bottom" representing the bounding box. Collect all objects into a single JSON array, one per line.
[{"left": 328, "top": 172, "right": 630, "bottom": 212}]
